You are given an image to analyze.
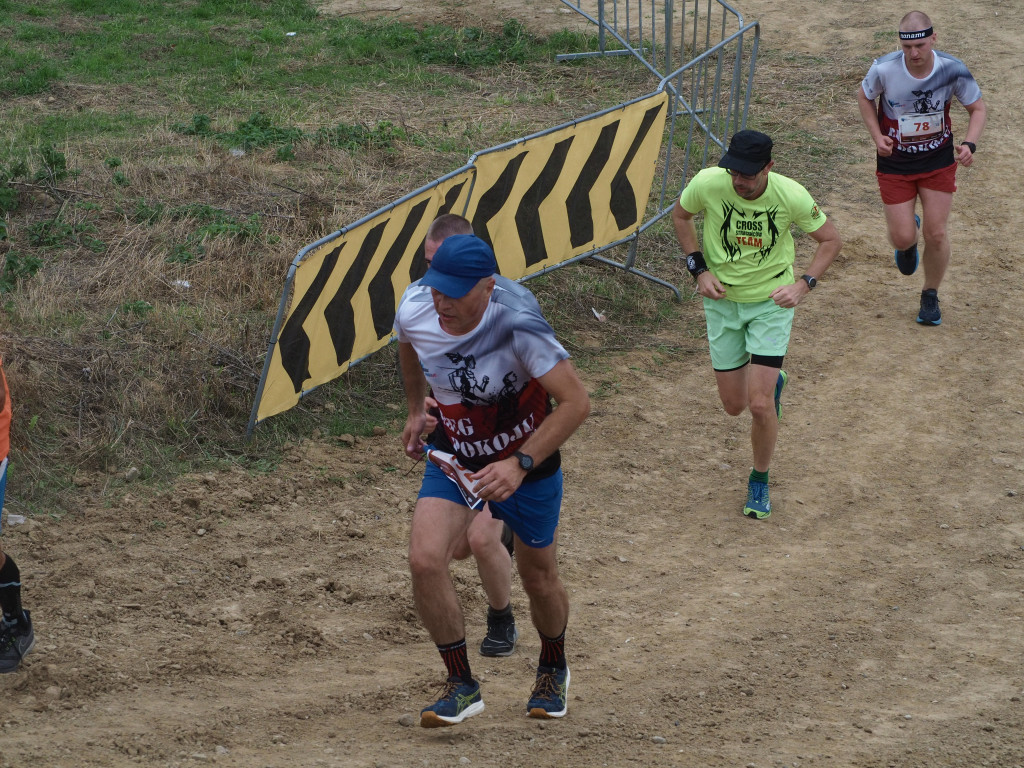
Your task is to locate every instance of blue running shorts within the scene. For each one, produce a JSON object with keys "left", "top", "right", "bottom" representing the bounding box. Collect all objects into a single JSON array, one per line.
[{"left": 418, "top": 459, "right": 563, "bottom": 549}]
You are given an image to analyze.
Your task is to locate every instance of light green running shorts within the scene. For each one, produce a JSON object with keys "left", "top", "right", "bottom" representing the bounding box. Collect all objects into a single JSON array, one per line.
[{"left": 703, "top": 297, "right": 794, "bottom": 371}]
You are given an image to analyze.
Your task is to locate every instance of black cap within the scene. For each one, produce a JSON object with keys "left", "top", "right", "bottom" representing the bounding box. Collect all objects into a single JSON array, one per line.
[{"left": 719, "top": 130, "right": 773, "bottom": 176}]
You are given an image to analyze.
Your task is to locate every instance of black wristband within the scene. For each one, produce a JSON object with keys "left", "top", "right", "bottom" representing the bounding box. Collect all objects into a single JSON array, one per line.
[
  {"left": 962, "top": 141, "right": 976, "bottom": 154},
  {"left": 685, "top": 250, "right": 708, "bottom": 278}
]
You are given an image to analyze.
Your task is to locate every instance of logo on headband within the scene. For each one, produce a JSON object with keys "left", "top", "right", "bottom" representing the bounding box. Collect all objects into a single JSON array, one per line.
[{"left": 899, "top": 26, "right": 933, "bottom": 40}]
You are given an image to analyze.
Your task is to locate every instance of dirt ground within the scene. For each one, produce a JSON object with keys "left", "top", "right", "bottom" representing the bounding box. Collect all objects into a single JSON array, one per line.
[{"left": 3, "top": 1, "right": 1022, "bottom": 766}]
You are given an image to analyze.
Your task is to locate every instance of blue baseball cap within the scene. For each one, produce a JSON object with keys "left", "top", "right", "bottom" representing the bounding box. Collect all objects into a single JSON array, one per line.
[{"left": 421, "top": 234, "right": 498, "bottom": 298}]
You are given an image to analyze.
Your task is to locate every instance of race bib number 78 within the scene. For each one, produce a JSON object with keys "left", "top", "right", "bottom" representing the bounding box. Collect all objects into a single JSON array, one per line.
[{"left": 898, "top": 112, "right": 943, "bottom": 140}]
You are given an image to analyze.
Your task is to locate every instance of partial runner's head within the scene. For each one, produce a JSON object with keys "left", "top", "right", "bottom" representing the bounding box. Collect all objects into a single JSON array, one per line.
[{"left": 424, "top": 214, "right": 474, "bottom": 261}]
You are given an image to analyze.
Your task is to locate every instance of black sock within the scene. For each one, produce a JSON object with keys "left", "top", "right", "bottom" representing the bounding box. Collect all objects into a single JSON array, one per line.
[
  {"left": 538, "top": 627, "right": 567, "bottom": 670},
  {"left": 0, "top": 554, "right": 24, "bottom": 623},
  {"left": 487, "top": 603, "right": 513, "bottom": 621},
  {"left": 437, "top": 638, "right": 473, "bottom": 683}
]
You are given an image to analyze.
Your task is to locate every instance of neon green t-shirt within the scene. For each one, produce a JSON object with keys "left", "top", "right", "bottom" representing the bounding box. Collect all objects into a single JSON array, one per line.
[{"left": 679, "top": 167, "right": 827, "bottom": 302}]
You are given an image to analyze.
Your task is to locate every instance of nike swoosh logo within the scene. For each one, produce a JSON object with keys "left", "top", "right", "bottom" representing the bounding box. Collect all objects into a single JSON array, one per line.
[{"left": 530, "top": 538, "right": 544, "bottom": 545}]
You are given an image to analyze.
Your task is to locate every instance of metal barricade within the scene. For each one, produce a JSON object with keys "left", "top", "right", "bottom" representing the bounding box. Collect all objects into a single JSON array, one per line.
[{"left": 554, "top": 0, "right": 758, "bottom": 297}]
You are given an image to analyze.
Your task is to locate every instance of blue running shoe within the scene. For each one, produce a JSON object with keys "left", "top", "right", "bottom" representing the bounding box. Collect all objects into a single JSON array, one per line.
[
  {"left": 743, "top": 479, "right": 771, "bottom": 520},
  {"left": 527, "top": 666, "right": 570, "bottom": 718},
  {"left": 895, "top": 214, "right": 921, "bottom": 275},
  {"left": 774, "top": 370, "right": 788, "bottom": 421},
  {"left": 916, "top": 288, "right": 941, "bottom": 326},
  {"left": 420, "top": 677, "right": 484, "bottom": 727}
]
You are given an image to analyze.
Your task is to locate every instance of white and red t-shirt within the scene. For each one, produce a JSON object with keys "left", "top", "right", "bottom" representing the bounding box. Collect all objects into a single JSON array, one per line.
[
  {"left": 861, "top": 50, "right": 982, "bottom": 175},
  {"left": 394, "top": 283, "right": 568, "bottom": 473}
]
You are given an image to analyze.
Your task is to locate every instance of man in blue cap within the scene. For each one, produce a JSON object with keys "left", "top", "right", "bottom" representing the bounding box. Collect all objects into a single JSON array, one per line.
[
  {"left": 394, "top": 233, "right": 590, "bottom": 727},
  {"left": 672, "top": 130, "right": 842, "bottom": 520},
  {"left": 407, "top": 214, "right": 538, "bottom": 659}
]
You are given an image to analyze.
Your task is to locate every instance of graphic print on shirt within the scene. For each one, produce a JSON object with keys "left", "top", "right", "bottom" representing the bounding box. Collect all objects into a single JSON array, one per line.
[
  {"left": 434, "top": 349, "right": 550, "bottom": 467},
  {"left": 445, "top": 353, "right": 490, "bottom": 405},
  {"left": 911, "top": 89, "right": 940, "bottom": 114},
  {"left": 719, "top": 201, "right": 781, "bottom": 265}
]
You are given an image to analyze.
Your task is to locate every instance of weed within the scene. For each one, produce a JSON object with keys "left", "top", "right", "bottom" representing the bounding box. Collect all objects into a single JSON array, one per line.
[
  {"left": 225, "top": 113, "right": 305, "bottom": 150},
  {"left": 33, "top": 145, "right": 77, "bottom": 189},
  {"left": 120, "top": 300, "right": 154, "bottom": 317},
  {"left": 173, "top": 114, "right": 214, "bottom": 137},
  {"left": 315, "top": 120, "right": 408, "bottom": 152},
  {"left": 0, "top": 251, "right": 43, "bottom": 293},
  {"left": 132, "top": 199, "right": 165, "bottom": 224}
]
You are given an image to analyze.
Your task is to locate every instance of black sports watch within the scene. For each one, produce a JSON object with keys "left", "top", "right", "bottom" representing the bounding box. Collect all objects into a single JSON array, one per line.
[
  {"left": 512, "top": 451, "right": 534, "bottom": 472},
  {"left": 801, "top": 274, "right": 817, "bottom": 290}
]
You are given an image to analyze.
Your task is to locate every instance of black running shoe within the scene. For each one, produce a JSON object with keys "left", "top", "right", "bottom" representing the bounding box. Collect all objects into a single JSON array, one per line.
[
  {"left": 895, "top": 214, "right": 921, "bottom": 275},
  {"left": 916, "top": 288, "right": 941, "bottom": 326},
  {"left": 0, "top": 610, "right": 35, "bottom": 673},
  {"left": 479, "top": 609, "right": 518, "bottom": 657}
]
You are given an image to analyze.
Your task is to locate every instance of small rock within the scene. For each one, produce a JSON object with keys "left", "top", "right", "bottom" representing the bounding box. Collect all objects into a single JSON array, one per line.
[
  {"left": 124, "top": 467, "right": 140, "bottom": 482},
  {"left": 651, "top": 735, "right": 667, "bottom": 744},
  {"left": 372, "top": 426, "right": 387, "bottom": 436},
  {"left": 398, "top": 713, "right": 416, "bottom": 727}
]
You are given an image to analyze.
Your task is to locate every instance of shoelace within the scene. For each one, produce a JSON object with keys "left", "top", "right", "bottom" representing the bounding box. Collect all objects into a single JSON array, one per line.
[
  {"left": 434, "top": 678, "right": 475, "bottom": 702},
  {"left": 531, "top": 671, "right": 560, "bottom": 700}
]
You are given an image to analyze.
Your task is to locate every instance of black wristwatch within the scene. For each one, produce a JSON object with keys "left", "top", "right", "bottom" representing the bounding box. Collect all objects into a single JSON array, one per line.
[
  {"left": 962, "top": 141, "right": 976, "bottom": 154},
  {"left": 801, "top": 274, "right": 817, "bottom": 290},
  {"left": 512, "top": 451, "right": 534, "bottom": 472}
]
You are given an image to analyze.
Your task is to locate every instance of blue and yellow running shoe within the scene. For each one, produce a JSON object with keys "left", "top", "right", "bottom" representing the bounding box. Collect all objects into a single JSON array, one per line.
[
  {"left": 420, "top": 677, "right": 484, "bottom": 727},
  {"left": 527, "top": 666, "right": 570, "bottom": 718}
]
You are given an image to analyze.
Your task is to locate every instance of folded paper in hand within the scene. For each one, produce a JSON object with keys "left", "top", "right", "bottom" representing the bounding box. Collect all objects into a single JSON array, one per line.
[{"left": 426, "top": 448, "right": 484, "bottom": 509}]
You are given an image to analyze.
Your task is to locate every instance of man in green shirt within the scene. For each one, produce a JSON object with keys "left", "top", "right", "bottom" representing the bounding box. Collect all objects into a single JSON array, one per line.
[{"left": 672, "top": 130, "right": 842, "bottom": 519}]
